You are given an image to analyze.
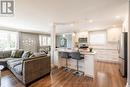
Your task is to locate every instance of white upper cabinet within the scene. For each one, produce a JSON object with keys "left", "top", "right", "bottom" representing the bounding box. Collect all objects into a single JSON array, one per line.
[
  {"left": 122, "top": 19, "right": 128, "bottom": 32},
  {"left": 107, "top": 28, "right": 121, "bottom": 42},
  {"left": 75, "top": 32, "right": 88, "bottom": 42}
]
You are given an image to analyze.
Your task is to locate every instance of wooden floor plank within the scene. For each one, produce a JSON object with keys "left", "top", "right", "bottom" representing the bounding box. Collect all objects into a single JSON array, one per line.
[{"left": 1, "top": 62, "right": 126, "bottom": 87}]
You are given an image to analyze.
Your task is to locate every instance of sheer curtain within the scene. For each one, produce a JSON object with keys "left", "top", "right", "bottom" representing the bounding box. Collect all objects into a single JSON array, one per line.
[
  {"left": 0, "top": 30, "right": 19, "bottom": 50},
  {"left": 39, "top": 35, "right": 51, "bottom": 46},
  {"left": 19, "top": 32, "right": 39, "bottom": 52}
]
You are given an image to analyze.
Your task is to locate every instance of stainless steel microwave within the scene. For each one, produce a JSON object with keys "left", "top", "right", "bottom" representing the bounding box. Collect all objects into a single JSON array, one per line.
[{"left": 78, "top": 38, "right": 87, "bottom": 43}]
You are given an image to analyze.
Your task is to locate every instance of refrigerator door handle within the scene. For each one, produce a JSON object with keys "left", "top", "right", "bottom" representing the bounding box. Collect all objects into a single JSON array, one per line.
[{"left": 117, "top": 40, "right": 120, "bottom": 54}]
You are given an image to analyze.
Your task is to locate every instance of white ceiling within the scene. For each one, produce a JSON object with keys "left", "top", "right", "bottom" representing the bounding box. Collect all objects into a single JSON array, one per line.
[{"left": 0, "top": 0, "right": 128, "bottom": 34}]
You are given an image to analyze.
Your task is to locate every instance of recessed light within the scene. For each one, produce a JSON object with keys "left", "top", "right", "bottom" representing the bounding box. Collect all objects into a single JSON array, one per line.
[
  {"left": 63, "top": 34, "right": 65, "bottom": 38},
  {"left": 115, "top": 16, "right": 120, "bottom": 19},
  {"left": 89, "top": 20, "right": 93, "bottom": 23},
  {"left": 112, "top": 25, "right": 117, "bottom": 27},
  {"left": 72, "top": 33, "right": 75, "bottom": 36},
  {"left": 70, "top": 23, "right": 74, "bottom": 27}
]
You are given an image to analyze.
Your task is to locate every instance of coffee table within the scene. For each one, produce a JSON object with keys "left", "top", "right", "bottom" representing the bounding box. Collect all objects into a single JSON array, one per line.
[{"left": 0, "top": 65, "right": 4, "bottom": 86}]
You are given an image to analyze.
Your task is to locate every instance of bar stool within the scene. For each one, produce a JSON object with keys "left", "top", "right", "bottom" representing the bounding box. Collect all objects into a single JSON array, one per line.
[
  {"left": 60, "top": 52, "right": 71, "bottom": 71},
  {"left": 70, "top": 52, "right": 84, "bottom": 76}
]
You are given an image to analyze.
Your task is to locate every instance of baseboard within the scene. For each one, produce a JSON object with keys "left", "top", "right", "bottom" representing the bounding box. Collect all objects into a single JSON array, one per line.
[
  {"left": 84, "top": 73, "right": 94, "bottom": 78},
  {"left": 51, "top": 64, "right": 55, "bottom": 68},
  {"left": 51, "top": 64, "right": 58, "bottom": 69},
  {"left": 96, "top": 59, "right": 119, "bottom": 64}
]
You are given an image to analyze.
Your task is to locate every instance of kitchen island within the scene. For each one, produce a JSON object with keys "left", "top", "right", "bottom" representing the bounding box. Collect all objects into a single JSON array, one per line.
[{"left": 54, "top": 48, "right": 96, "bottom": 78}]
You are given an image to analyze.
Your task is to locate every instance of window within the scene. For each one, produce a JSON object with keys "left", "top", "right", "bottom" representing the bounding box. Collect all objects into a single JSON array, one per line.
[
  {"left": 39, "top": 35, "right": 51, "bottom": 46},
  {"left": 0, "top": 30, "right": 18, "bottom": 50},
  {"left": 89, "top": 30, "right": 106, "bottom": 45}
]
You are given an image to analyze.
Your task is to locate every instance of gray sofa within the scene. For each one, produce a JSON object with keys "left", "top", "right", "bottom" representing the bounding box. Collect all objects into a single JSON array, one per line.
[
  {"left": 0, "top": 50, "right": 51, "bottom": 85},
  {"left": 0, "top": 50, "right": 14, "bottom": 67}
]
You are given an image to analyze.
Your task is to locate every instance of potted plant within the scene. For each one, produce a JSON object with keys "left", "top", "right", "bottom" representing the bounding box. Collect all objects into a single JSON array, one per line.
[{"left": 89, "top": 47, "right": 93, "bottom": 52}]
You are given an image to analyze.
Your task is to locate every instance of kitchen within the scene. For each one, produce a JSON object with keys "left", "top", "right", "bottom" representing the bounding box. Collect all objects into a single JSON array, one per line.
[{"left": 52, "top": 19, "right": 128, "bottom": 78}]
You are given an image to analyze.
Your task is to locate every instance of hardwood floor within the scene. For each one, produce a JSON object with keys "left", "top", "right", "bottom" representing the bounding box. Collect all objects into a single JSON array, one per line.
[{"left": 1, "top": 62, "right": 126, "bottom": 87}]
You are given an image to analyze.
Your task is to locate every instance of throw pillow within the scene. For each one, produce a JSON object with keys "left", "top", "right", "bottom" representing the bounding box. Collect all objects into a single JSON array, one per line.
[
  {"left": 29, "top": 54, "right": 35, "bottom": 58},
  {"left": 41, "top": 49, "right": 48, "bottom": 54},
  {"left": 10, "top": 50, "right": 17, "bottom": 58},
  {"left": 22, "top": 51, "right": 32, "bottom": 59},
  {"left": 15, "top": 50, "right": 24, "bottom": 58},
  {"left": 32, "top": 52, "right": 47, "bottom": 57}
]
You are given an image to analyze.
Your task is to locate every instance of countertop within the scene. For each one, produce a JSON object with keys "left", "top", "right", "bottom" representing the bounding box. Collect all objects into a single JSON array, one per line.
[
  {"left": 55, "top": 48, "right": 96, "bottom": 55},
  {"left": 80, "top": 51, "right": 96, "bottom": 55}
]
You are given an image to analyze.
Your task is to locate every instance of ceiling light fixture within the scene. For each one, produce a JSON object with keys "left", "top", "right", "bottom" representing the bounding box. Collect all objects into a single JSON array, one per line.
[
  {"left": 72, "top": 33, "right": 75, "bottom": 36},
  {"left": 88, "top": 20, "right": 93, "bottom": 23},
  {"left": 115, "top": 16, "right": 120, "bottom": 19},
  {"left": 70, "top": 23, "right": 74, "bottom": 27},
  {"left": 63, "top": 34, "right": 65, "bottom": 38},
  {"left": 112, "top": 25, "right": 117, "bottom": 27}
]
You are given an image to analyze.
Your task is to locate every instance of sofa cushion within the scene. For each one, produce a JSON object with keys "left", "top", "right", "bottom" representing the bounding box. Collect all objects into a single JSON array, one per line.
[
  {"left": 3, "top": 50, "right": 11, "bottom": 58},
  {"left": 7, "top": 58, "right": 23, "bottom": 63},
  {"left": 0, "top": 58, "right": 14, "bottom": 62},
  {"left": 0, "top": 51, "right": 3, "bottom": 58},
  {"left": 13, "top": 64, "right": 22, "bottom": 75},
  {"left": 7, "top": 58, "right": 23, "bottom": 68},
  {"left": 0, "top": 58, "right": 14, "bottom": 67}
]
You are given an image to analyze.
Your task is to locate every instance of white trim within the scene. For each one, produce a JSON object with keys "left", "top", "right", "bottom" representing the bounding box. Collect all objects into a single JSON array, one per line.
[
  {"left": 84, "top": 74, "right": 94, "bottom": 78},
  {"left": 96, "top": 59, "right": 119, "bottom": 64},
  {"left": 51, "top": 24, "right": 56, "bottom": 67},
  {"left": 126, "top": 1, "right": 130, "bottom": 87}
]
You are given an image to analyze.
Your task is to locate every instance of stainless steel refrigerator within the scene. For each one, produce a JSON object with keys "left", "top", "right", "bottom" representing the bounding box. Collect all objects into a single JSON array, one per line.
[{"left": 119, "top": 32, "right": 127, "bottom": 77}]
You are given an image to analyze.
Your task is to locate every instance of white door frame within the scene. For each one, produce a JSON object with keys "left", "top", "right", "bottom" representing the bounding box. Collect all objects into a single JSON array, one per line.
[{"left": 126, "top": 1, "right": 130, "bottom": 87}]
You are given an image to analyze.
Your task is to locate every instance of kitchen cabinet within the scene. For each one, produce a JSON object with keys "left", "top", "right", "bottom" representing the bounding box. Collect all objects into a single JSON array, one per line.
[
  {"left": 84, "top": 54, "right": 95, "bottom": 78},
  {"left": 107, "top": 28, "right": 121, "bottom": 42},
  {"left": 75, "top": 32, "right": 88, "bottom": 42},
  {"left": 95, "top": 49, "right": 119, "bottom": 62},
  {"left": 54, "top": 48, "right": 96, "bottom": 78}
]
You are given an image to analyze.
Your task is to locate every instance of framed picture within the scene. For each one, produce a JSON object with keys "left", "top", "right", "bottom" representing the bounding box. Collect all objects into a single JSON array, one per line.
[{"left": 60, "top": 38, "right": 67, "bottom": 47}]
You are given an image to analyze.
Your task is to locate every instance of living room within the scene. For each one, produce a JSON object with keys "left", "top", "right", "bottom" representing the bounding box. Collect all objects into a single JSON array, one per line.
[{"left": 0, "top": 0, "right": 129, "bottom": 87}]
